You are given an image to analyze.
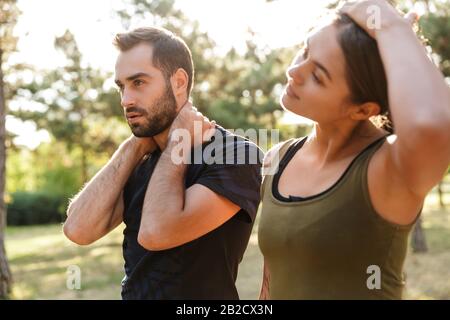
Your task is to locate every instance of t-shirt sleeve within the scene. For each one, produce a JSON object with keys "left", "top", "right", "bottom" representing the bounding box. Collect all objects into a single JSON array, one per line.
[{"left": 194, "top": 139, "right": 263, "bottom": 223}]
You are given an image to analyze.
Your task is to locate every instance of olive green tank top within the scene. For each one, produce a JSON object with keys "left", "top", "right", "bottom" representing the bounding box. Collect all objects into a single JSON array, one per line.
[{"left": 258, "top": 137, "right": 417, "bottom": 300}]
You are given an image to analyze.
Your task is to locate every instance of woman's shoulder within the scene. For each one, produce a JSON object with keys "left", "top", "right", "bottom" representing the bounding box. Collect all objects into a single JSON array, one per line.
[{"left": 262, "top": 138, "right": 302, "bottom": 176}]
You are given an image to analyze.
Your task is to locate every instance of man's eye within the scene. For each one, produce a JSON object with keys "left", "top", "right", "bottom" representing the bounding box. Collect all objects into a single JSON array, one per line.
[{"left": 134, "top": 79, "right": 144, "bottom": 86}]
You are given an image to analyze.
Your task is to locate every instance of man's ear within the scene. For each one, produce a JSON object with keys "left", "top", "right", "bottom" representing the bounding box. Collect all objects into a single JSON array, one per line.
[
  {"left": 349, "top": 102, "right": 381, "bottom": 121},
  {"left": 170, "top": 68, "right": 189, "bottom": 97}
]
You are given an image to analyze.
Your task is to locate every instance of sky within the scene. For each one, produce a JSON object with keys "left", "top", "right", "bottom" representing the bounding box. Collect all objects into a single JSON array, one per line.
[{"left": 7, "top": 0, "right": 332, "bottom": 149}]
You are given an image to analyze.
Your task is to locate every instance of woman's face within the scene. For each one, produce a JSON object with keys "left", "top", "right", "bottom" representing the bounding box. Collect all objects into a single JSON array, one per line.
[{"left": 281, "top": 24, "right": 353, "bottom": 125}]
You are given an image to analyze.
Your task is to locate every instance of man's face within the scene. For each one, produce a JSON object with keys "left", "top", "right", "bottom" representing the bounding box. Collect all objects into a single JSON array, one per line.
[{"left": 114, "top": 43, "right": 178, "bottom": 137}]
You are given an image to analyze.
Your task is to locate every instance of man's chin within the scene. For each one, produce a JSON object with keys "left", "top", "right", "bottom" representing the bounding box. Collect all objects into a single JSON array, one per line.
[
  {"left": 129, "top": 126, "right": 149, "bottom": 138},
  {"left": 131, "top": 132, "right": 150, "bottom": 138},
  {"left": 130, "top": 126, "right": 167, "bottom": 138}
]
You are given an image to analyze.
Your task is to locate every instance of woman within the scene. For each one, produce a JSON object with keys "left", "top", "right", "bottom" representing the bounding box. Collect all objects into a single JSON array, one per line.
[{"left": 258, "top": 0, "right": 450, "bottom": 300}]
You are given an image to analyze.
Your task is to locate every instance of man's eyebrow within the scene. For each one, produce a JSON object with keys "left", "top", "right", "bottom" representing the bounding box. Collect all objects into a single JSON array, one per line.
[
  {"left": 306, "top": 38, "right": 333, "bottom": 82},
  {"left": 115, "top": 72, "right": 152, "bottom": 86}
]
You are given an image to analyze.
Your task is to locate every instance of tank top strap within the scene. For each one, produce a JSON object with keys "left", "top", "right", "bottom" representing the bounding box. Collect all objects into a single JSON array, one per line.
[
  {"left": 345, "top": 134, "right": 389, "bottom": 182},
  {"left": 260, "top": 138, "right": 301, "bottom": 199}
]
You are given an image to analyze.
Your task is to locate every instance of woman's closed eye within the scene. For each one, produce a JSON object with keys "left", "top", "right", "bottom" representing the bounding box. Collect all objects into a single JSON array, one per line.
[
  {"left": 302, "top": 48, "right": 324, "bottom": 86},
  {"left": 312, "top": 71, "right": 324, "bottom": 85}
]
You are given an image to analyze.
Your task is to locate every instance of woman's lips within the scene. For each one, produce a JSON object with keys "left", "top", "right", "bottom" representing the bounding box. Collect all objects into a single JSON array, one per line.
[{"left": 286, "top": 85, "right": 300, "bottom": 100}]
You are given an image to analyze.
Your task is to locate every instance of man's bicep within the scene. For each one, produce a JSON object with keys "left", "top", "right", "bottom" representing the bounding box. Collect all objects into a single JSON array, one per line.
[{"left": 184, "top": 184, "right": 241, "bottom": 225}]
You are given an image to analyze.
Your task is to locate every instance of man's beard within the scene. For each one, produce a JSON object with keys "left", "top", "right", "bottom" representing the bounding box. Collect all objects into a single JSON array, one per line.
[{"left": 126, "top": 84, "right": 178, "bottom": 137}]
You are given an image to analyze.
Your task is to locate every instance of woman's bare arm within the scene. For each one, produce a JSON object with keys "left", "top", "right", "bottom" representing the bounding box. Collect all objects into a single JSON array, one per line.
[{"left": 259, "top": 258, "right": 271, "bottom": 300}]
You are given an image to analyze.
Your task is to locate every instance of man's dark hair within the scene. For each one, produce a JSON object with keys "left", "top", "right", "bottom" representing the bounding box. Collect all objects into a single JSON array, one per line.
[{"left": 113, "top": 26, "right": 194, "bottom": 95}]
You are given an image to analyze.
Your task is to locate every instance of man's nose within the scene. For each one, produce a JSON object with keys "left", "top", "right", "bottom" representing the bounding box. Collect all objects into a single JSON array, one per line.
[{"left": 121, "top": 89, "right": 136, "bottom": 108}]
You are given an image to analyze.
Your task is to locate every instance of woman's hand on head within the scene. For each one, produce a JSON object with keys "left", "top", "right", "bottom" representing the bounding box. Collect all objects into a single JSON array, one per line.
[{"left": 338, "top": 0, "right": 419, "bottom": 38}]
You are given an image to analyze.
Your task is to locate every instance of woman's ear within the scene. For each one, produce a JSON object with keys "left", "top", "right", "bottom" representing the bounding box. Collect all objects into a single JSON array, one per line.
[
  {"left": 349, "top": 102, "right": 381, "bottom": 121},
  {"left": 170, "top": 68, "right": 189, "bottom": 97}
]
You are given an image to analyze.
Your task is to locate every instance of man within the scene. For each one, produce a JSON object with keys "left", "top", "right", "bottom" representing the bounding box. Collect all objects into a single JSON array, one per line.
[{"left": 63, "top": 26, "right": 263, "bottom": 299}]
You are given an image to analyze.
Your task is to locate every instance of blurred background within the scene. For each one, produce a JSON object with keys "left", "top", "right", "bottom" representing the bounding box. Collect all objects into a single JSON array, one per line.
[{"left": 0, "top": 0, "right": 449, "bottom": 300}]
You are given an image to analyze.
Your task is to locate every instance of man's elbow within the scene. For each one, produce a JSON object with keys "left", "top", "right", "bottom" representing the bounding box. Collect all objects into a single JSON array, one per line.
[
  {"left": 137, "top": 228, "right": 172, "bottom": 251},
  {"left": 63, "top": 220, "right": 95, "bottom": 246}
]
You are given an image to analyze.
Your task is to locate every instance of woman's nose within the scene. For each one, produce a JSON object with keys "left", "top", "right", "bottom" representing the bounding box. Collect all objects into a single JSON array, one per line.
[{"left": 287, "top": 63, "right": 305, "bottom": 85}]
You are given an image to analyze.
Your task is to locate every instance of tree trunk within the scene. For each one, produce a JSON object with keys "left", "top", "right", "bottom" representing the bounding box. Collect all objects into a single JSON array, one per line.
[
  {"left": 0, "top": 244, "right": 11, "bottom": 299},
  {"left": 437, "top": 180, "right": 445, "bottom": 209},
  {"left": 424, "top": 0, "right": 431, "bottom": 13},
  {"left": 0, "top": 48, "right": 12, "bottom": 299},
  {"left": 81, "top": 147, "right": 87, "bottom": 184},
  {"left": 79, "top": 117, "right": 88, "bottom": 184},
  {"left": 411, "top": 217, "right": 428, "bottom": 253}
]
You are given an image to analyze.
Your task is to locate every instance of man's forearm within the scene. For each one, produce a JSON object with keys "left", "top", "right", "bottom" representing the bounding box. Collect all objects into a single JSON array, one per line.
[
  {"left": 140, "top": 142, "right": 187, "bottom": 244},
  {"left": 65, "top": 137, "right": 146, "bottom": 242}
]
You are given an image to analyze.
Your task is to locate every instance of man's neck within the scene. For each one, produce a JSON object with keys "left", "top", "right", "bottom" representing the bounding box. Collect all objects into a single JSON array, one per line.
[
  {"left": 153, "top": 127, "right": 171, "bottom": 151},
  {"left": 153, "top": 96, "right": 189, "bottom": 151}
]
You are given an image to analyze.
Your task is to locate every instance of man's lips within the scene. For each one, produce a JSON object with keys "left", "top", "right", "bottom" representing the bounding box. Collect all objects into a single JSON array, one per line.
[
  {"left": 126, "top": 112, "right": 142, "bottom": 120},
  {"left": 286, "top": 85, "right": 300, "bottom": 100}
]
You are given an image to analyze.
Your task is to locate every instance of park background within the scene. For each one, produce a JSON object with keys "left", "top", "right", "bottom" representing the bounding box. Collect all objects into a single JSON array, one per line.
[{"left": 0, "top": 0, "right": 449, "bottom": 299}]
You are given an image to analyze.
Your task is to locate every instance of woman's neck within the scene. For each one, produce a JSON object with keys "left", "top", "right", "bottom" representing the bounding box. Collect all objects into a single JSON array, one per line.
[{"left": 305, "top": 120, "right": 386, "bottom": 163}]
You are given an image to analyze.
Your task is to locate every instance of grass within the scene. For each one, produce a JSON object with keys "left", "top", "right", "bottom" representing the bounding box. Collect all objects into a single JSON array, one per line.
[
  {"left": 6, "top": 224, "right": 124, "bottom": 299},
  {"left": 4, "top": 192, "right": 450, "bottom": 300}
]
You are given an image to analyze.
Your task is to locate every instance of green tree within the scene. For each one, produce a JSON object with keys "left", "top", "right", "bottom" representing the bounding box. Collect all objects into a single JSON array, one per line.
[
  {"left": 207, "top": 39, "right": 297, "bottom": 132},
  {"left": 14, "top": 30, "right": 128, "bottom": 184},
  {"left": 115, "top": 0, "right": 302, "bottom": 143}
]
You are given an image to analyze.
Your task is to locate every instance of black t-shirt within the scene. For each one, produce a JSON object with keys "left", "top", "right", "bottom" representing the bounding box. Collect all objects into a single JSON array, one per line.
[{"left": 121, "top": 126, "right": 263, "bottom": 300}]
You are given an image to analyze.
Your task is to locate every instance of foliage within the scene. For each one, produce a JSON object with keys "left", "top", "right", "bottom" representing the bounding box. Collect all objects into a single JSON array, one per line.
[
  {"left": 11, "top": 30, "right": 128, "bottom": 182},
  {"left": 5, "top": 0, "right": 450, "bottom": 222},
  {"left": 6, "top": 191, "right": 66, "bottom": 226}
]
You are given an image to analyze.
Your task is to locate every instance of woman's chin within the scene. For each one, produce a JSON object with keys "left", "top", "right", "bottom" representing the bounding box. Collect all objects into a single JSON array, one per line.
[
  {"left": 280, "top": 96, "right": 313, "bottom": 121},
  {"left": 280, "top": 95, "right": 300, "bottom": 114},
  {"left": 280, "top": 93, "right": 291, "bottom": 109}
]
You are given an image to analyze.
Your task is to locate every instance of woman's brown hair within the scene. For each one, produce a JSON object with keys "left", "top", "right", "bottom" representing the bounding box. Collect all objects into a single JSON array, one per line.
[{"left": 334, "top": 13, "right": 393, "bottom": 133}]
